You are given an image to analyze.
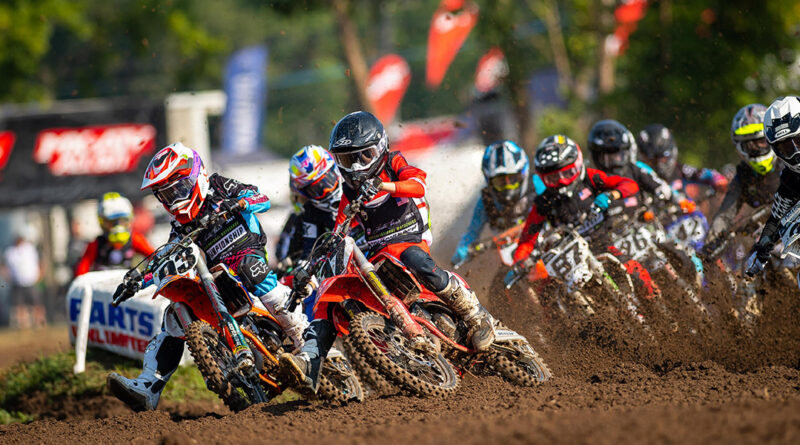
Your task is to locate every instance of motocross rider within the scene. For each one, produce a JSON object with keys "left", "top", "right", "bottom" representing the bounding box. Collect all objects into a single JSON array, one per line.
[
  {"left": 275, "top": 185, "right": 305, "bottom": 269},
  {"left": 702, "top": 104, "right": 783, "bottom": 258},
  {"left": 506, "top": 134, "right": 640, "bottom": 284},
  {"left": 746, "top": 96, "right": 800, "bottom": 276},
  {"left": 588, "top": 119, "right": 676, "bottom": 210},
  {"left": 74, "top": 192, "right": 154, "bottom": 276},
  {"left": 106, "top": 142, "right": 309, "bottom": 411},
  {"left": 636, "top": 124, "right": 729, "bottom": 197},
  {"left": 450, "top": 140, "right": 546, "bottom": 266},
  {"left": 279, "top": 111, "right": 496, "bottom": 393}
]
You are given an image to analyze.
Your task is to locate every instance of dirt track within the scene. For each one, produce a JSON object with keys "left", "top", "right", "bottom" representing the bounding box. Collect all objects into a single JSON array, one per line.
[{"left": 2, "top": 268, "right": 800, "bottom": 444}]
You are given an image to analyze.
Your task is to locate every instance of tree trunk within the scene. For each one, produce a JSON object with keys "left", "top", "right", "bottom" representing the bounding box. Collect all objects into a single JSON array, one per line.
[
  {"left": 332, "top": 0, "right": 373, "bottom": 113},
  {"left": 535, "top": 0, "right": 573, "bottom": 92}
]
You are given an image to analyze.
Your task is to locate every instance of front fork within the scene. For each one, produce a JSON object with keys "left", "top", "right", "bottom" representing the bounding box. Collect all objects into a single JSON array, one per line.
[{"left": 196, "top": 257, "right": 255, "bottom": 372}]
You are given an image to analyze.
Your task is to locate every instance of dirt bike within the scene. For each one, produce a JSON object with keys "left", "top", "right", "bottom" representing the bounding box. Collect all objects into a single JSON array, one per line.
[
  {"left": 302, "top": 190, "right": 551, "bottom": 396},
  {"left": 504, "top": 208, "right": 648, "bottom": 334},
  {"left": 112, "top": 209, "right": 363, "bottom": 411},
  {"left": 453, "top": 223, "right": 525, "bottom": 270}
]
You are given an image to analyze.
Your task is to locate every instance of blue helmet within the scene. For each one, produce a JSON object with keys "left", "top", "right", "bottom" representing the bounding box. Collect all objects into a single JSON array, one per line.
[{"left": 481, "top": 140, "right": 530, "bottom": 204}]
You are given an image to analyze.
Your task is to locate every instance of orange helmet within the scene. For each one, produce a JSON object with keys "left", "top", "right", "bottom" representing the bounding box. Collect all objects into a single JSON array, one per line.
[{"left": 141, "top": 142, "right": 209, "bottom": 224}]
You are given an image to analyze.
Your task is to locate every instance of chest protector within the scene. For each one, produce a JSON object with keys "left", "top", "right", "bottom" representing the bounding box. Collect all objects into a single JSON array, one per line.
[
  {"left": 94, "top": 236, "right": 136, "bottom": 270},
  {"left": 535, "top": 177, "right": 597, "bottom": 227},
  {"left": 481, "top": 186, "right": 536, "bottom": 230},
  {"left": 343, "top": 156, "right": 431, "bottom": 251},
  {"left": 738, "top": 161, "right": 783, "bottom": 208}
]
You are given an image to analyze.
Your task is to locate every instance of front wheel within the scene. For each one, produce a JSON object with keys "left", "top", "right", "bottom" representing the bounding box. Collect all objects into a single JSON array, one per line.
[
  {"left": 489, "top": 347, "right": 552, "bottom": 386},
  {"left": 346, "top": 312, "right": 459, "bottom": 397},
  {"left": 316, "top": 352, "right": 365, "bottom": 403},
  {"left": 185, "top": 320, "right": 266, "bottom": 411}
]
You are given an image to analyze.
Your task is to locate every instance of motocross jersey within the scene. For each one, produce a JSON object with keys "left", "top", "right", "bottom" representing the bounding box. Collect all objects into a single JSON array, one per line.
[
  {"left": 707, "top": 160, "right": 783, "bottom": 242},
  {"left": 752, "top": 167, "right": 800, "bottom": 255},
  {"left": 665, "top": 162, "right": 727, "bottom": 194},
  {"left": 454, "top": 174, "right": 546, "bottom": 252},
  {"left": 336, "top": 152, "right": 431, "bottom": 253},
  {"left": 300, "top": 201, "right": 337, "bottom": 257},
  {"left": 168, "top": 174, "right": 271, "bottom": 265},
  {"left": 276, "top": 211, "right": 303, "bottom": 262},
  {"left": 512, "top": 168, "right": 639, "bottom": 263},
  {"left": 74, "top": 232, "right": 153, "bottom": 276}
]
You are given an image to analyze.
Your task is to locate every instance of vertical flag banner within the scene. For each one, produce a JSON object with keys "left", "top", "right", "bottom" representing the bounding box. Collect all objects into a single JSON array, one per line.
[
  {"left": 222, "top": 45, "right": 268, "bottom": 155},
  {"left": 0, "top": 131, "right": 16, "bottom": 173},
  {"left": 366, "top": 54, "right": 412, "bottom": 124},
  {"left": 474, "top": 47, "right": 508, "bottom": 93},
  {"left": 426, "top": 0, "right": 479, "bottom": 89},
  {"left": 608, "top": 0, "right": 649, "bottom": 56}
]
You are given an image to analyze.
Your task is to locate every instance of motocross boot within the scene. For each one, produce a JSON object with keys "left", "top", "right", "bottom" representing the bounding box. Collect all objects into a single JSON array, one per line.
[
  {"left": 106, "top": 332, "right": 184, "bottom": 411},
  {"left": 436, "top": 273, "right": 495, "bottom": 351},
  {"left": 259, "top": 282, "right": 309, "bottom": 351},
  {"left": 279, "top": 319, "right": 336, "bottom": 397}
]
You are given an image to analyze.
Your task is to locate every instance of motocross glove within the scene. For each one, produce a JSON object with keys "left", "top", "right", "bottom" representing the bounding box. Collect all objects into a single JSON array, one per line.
[
  {"left": 220, "top": 198, "right": 245, "bottom": 215},
  {"left": 359, "top": 177, "right": 382, "bottom": 201},
  {"left": 504, "top": 263, "right": 526, "bottom": 288},
  {"left": 655, "top": 183, "right": 674, "bottom": 202},
  {"left": 745, "top": 251, "right": 767, "bottom": 277},
  {"left": 112, "top": 279, "right": 140, "bottom": 306},
  {"left": 593, "top": 192, "right": 613, "bottom": 210},
  {"left": 451, "top": 244, "right": 469, "bottom": 266}
]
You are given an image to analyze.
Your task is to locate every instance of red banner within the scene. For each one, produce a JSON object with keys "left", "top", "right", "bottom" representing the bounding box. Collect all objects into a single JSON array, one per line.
[
  {"left": 610, "top": 0, "right": 649, "bottom": 56},
  {"left": 366, "top": 54, "right": 412, "bottom": 124},
  {"left": 0, "top": 131, "right": 15, "bottom": 172},
  {"left": 34, "top": 124, "right": 156, "bottom": 176},
  {"left": 474, "top": 47, "right": 507, "bottom": 93},
  {"left": 426, "top": 0, "right": 479, "bottom": 89}
]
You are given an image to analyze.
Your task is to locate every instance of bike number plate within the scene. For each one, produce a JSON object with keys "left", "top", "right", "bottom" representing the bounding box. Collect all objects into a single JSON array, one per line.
[
  {"left": 153, "top": 246, "right": 198, "bottom": 289},
  {"left": 666, "top": 212, "right": 707, "bottom": 248},
  {"left": 542, "top": 237, "right": 592, "bottom": 285}
]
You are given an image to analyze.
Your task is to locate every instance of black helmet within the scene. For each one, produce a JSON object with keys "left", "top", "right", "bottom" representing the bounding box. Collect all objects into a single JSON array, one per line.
[
  {"left": 765, "top": 96, "right": 800, "bottom": 174},
  {"left": 588, "top": 119, "right": 636, "bottom": 174},
  {"left": 329, "top": 111, "right": 389, "bottom": 187},
  {"left": 637, "top": 124, "right": 678, "bottom": 179},
  {"left": 534, "top": 134, "right": 585, "bottom": 195}
]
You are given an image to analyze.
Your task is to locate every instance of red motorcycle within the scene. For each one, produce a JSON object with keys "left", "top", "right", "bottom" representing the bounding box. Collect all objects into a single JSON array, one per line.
[{"left": 301, "top": 192, "right": 551, "bottom": 397}]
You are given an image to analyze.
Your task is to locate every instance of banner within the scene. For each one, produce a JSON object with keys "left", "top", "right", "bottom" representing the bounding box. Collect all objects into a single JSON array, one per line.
[
  {"left": 0, "top": 98, "right": 165, "bottom": 207},
  {"left": 222, "top": 45, "right": 268, "bottom": 155},
  {"left": 366, "top": 54, "right": 412, "bottom": 124},
  {"left": 474, "top": 47, "right": 507, "bottom": 93},
  {"left": 609, "top": 0, "right": 649, "bottom": 56},
  {"left": 426, "top": 0, "right": 479, "bottom": 89}
]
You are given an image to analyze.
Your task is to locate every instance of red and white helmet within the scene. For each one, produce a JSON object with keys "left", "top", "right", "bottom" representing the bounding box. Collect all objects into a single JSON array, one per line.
[{"left": 141, "top": 142, "right": 209, "bottom": 224}]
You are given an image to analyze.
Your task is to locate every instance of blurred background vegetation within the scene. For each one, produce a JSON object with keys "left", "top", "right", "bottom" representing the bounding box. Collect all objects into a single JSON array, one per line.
[{"left": 1, "top": 0, "right": 798, "bottom": 166}]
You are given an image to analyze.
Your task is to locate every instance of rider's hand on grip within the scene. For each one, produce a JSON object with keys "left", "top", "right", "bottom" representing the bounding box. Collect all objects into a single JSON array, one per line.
[
  {"left": 221, "top": 198, "right": 245, "bottom": 215},
  {"left": 745, "top": 251, "right": 766, "bottom": 277},
  {"left": 359, "top": 177, "right": 382, "bottom": 201}
]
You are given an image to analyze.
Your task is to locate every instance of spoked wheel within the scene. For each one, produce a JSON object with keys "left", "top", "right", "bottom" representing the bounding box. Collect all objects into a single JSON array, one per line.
[
  {"left": 185, "top": 320, "right": 268, "bottom": 411},
  {"left": 489, "top": 341, "right": 552, "bottom": 386},
  {"left": 317, "top": 352, "right": 365, "bottom": 403},
  {"left": 346, "top": 312, "right": 459, "bottom": 397}
]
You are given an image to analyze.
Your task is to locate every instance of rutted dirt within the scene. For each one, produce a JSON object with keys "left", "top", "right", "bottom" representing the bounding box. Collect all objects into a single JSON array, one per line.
[{"left": 2, "top": 269, "right": 800, "bottom": 444}]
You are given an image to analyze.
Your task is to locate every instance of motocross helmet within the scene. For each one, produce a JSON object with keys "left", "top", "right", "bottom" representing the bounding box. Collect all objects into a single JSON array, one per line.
[
  {"left": 534, "top": 134, "right": 585, "bottom": 196},
  {"left": 765, "top": 96, "right": 800, "bottom": 174},
  {"left": 289, "top": 145, "right": 342, "bottom": 213},
  {"left": 481, "top": 140, "right": 530, "bottom": 205},
  {"left": 141, "top": 142, "right": 209, "bottom": 224},
  {"left": 588, "top": 119, "right": 637, "bottom": 175},
  {"left": 731, "top": 103, "right": 774, "bottom": 175},
  {"left": 329, "top": 111, "right": 389, "bottom": 188},
  {"left": 98, "top": 192, "right": 133, "bottom": 248},
  {"left": 637, "top": 124, "right": 678, "bottom": 179}
]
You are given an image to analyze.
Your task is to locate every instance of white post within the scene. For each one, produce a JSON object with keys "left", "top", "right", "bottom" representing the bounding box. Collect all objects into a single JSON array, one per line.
[{"left": 72, "top": 283, "right": 93, "bottom": 374}]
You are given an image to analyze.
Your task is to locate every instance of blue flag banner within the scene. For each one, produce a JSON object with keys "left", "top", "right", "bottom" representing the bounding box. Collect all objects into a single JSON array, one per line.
[{"left": 222, "top": 45, "right": 268, "bottom": 155}]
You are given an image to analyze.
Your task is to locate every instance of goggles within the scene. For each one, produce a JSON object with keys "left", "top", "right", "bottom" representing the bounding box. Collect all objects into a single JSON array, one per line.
[
  {"left": 737, "top": 138, "right": 771, "bottom": 158},
  {"left": 771, "top": 137, "right": 800, "bottom": 164},
  {"left": 334, "top": 145, "right": 380, "bottom": 172},
  {"left": 154, "top": 176, "right": 195, "bottom": 208},
  {"left": 101, "top": 217, "right": 130, "bottom": 230},
  {"left": 541, "top": 163, "right": 581, "bottom": 188},
  {"left": 597, "top": 151, "right": 627, "bottom": 168},
  {"left": 489, "top": 173, "right": 523, "bottom": 192},
  {"left": 303, "top": 170, "right": 340, "bottom": 200}
]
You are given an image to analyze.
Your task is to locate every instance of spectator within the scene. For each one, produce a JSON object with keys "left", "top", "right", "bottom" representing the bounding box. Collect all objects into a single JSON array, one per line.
[{"left": 3, "top": 235, "right": 44, "bottom": 329}]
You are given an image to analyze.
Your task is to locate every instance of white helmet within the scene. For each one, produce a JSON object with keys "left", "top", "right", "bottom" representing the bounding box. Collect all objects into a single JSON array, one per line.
[
  {"left": 98, "top": 192, "right": 133, "bottom": 221},
  {"left": 765, "top": 96, "right": 800, "bottom": 173}
]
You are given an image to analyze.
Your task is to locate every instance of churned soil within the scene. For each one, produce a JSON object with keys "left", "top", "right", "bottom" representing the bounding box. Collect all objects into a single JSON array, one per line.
[{"left": 2, "top": 273, "right": 800, "bottom": 444}]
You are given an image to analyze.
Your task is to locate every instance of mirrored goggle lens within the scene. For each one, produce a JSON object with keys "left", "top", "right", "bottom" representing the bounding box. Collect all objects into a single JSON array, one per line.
[
  {"left": 542, "top": 165, "right": 579, "bottom": 187},
  {"left": 154, "top": 177, "right": 194, "bottom": 206},
  {"left": 490, "top": 174, "right": 523, "bottom": 191},
  {"left": 304, "top": 171, "right": 340, "bottom": 200},
  {"left": 599, "top": 152, "right": 626, "bottom": 166},
  {"left": 772, "top": 137, "right": 800, "bottom": 161},
  {"left": 334, "top": 145, "right": 380, "bottom": 171},
  {"left": 738, "top": 139, "right": 771, "bottom": 157}
]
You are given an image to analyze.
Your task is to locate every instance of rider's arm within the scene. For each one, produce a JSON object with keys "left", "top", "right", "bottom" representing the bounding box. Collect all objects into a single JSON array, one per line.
[
  {"left": 513, "top": 205, "right": 546, "bottom": 264},
  {"left": 333, "top": 194, "right": 350, "bottom": 231},
  {"left": 215, "top": 175, "right": 271, "bottom": 213},
  {"left": 74, "top": 239, "right": 99, "bottom": 277},
  {"left": 683, "top": 164, "right": 728, "bottom": 190},
  {"left": 131, "top": 232, "right": 155, "bottom": 256},
  {"left": 633, "top": 162, "right": 672, "bottom": 200},
  {"left": 382, "top": 153, "right": 427, "bottom": 198},
  {"left": 754, "top": 171, "right": 800, "bottom": 254},
  {"left": 455, "top": 197, "right": 489, "bottom": 252},
  {"left": 707, "top": 173, "right": 743, "bottom": 241},
  {"left": 587, "top": 168, "right": 639, "bottom": 198}
]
